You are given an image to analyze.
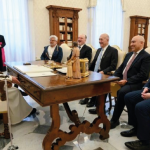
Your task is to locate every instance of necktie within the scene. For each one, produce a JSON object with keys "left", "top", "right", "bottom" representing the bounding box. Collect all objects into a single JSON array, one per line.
[
  {"left": 123, "top": 53, "right": 137, "bottom": 80},
  {"left": 79, "top": 46, "right": 81, "bottom": 50},
  {"left": 94, "top": 49, "right": 103, "bottom": 72}
]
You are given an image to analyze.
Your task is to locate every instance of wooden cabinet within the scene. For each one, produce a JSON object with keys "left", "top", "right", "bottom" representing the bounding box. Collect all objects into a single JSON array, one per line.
[
  {"left": 129, "top": 15, "right": 150, "bottom": 52},
  {"left": 46, "top": 5, "right": 82, "bottom": 47}
]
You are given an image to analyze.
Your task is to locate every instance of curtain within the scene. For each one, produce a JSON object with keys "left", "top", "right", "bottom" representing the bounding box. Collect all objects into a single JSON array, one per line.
[
  {"left": 0, "top": 0, "right": 34, "bottom": 62},
  {"left": 88, "top": 0, "right": 123, "bottom": 49}
]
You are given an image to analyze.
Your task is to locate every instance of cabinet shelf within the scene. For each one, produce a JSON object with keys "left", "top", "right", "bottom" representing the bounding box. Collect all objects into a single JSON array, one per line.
[
  {"left": 129, "top": 15, "right": 150, "bottom": 52},
  {"left": 46, "top": 5, "right": 82, "bottom": 47}
]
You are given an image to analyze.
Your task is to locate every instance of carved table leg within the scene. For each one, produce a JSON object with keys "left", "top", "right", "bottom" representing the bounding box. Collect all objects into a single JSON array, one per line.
[
  {"left": 42, "top": 104, "right": 60, "bottom": 150},
  {"left": 96, "top": 95, "right": 110, "bottom": 140},
  {"left": 63, "top": 102, "right": 81, "bottom": 125},
  {"left": 3, "top": 113, "right": 10, "bottom": 139},
  {"left": 42, "top": 95, "right": 110, "bottom": 150}
]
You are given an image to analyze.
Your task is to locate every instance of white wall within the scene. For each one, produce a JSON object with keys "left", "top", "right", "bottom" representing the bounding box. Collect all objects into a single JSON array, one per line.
[
  {"left": 123, "top": 0, "right": 150, "bottom": 52},
  {"left": 32, "top": 0, "right": 88, "bottom": 59},
  {"left": 31, "top": 0, "right": 150, "bottom": 58}
]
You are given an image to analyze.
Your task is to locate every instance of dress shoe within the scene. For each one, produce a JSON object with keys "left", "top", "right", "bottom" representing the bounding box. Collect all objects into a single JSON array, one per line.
[
  {"left": 26, "top": 108, "right": 37, "bottom": 117},
  {"left": 86, "top": 101, "right": 95, "bottom": 107},
  {"left": 125, "top": 140, "right": 150, "bottom": 150},
  {"left": 79, "top": 98, "right": 89, "bottom": 105},
  {"left": 19, "top": 90, "right": 28, "bottom": 96},
  {"left": 0, "top": 114, "right": 3, "bottom": 120},
  {"left": 88, "top": 108, "right": 97, "bottom": 114},
  {"left": 110, "top": 120, "right": 120, "bottom": 129},
  {"left": 120, "top": 128, "right": 137, "bottom": 137}
]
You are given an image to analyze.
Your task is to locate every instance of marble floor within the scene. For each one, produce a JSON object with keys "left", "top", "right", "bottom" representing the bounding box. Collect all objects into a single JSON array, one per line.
[{"left": 0, "top": 95, "right": 137, "bottom": 150}]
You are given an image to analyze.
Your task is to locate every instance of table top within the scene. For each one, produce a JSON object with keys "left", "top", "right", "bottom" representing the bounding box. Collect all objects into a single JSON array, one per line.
[
  {"left": 6, "top": 61, "right": 120, "bottom": 106},
  {"left": 6, "top": 61, "right": 119, "bottom": 90},
  {"left": 6, "top": 61, "right": 120, "bottom": 90}
]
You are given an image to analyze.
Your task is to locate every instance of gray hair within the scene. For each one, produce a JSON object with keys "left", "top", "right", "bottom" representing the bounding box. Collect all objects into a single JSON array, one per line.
[{"left": 49, "top": 35, "right": 58, "bottom": 41}]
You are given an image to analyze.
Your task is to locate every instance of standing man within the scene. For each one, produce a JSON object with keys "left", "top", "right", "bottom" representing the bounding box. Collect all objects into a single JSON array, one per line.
[
  {"left": 110, "top": 35, "right": 150, "bottom": 129},
  {"left": 41, "top": 35, "right": 63, "bottom": 63},
  {"left": 120, "top": 81, "right": 150, "bottom": 150},
  {"left": 87, "top": 33, "right": 118, "bottom": 114}
]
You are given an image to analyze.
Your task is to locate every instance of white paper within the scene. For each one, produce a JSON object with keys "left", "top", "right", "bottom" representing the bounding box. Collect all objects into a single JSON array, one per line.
[
  {"left": 13, "top": 65, "right": 53, "bottom": 74},
  {"left": 56, "top": 67, "right": 67, "bottom": 74},
  {"left": 26, "top": 72, "right": 56, "bottom": 77}
]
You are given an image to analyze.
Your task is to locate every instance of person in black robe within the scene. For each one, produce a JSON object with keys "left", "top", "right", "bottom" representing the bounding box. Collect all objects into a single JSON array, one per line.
[{"left": 0, "top": 35, "right": 6, "bottom": 71}]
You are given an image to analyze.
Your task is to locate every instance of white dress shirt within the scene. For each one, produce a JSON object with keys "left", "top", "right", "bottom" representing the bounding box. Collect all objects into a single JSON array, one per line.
[
  {"left": 96, "top": 45, "right": 109, "bottom": 70},
  {"left": 48, "top": 45, "right": 57, "bottom": 59},
  {"left": 123, "top": 49, "right": 143, "bottom": 74}
]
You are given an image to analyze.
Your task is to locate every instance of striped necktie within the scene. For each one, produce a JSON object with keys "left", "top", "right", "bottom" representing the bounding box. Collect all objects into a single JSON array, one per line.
[
  {"left": 123, "top": 52, "right": 137, "bottom": 80},
  {"left": 94, "top": 49, "right": 103, "bottom": 72}
]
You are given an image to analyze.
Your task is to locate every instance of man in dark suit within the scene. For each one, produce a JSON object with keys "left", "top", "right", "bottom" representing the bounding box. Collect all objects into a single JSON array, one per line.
[
  {"left": 41, "top": 35, "right": 63, "bottom": 63},
  {"left": 86, "top": 33, "right": 118, "bottom": 114},
  {"left": 110, "top": 35, "right": 150, "bottom": 129},
  {"left": 68, "top": 34, "right": 92, "bottom": 63},
  {"left": 120, "top": 80, "right": 150, "bottom": 150},
  {"left": 70, "top": 34, "right": 92, "bottom": 105}
]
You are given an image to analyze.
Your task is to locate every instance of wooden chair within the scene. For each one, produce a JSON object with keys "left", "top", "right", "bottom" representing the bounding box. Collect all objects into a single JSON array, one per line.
[
  {"left": 60, "top": 43, "right": 72, "bottom": 63},
  {"left": 0, "top": 79, "right": 12, "bottom": 139},
  {"left": 86, "top": 44, "right": 97, "bottom": 63},
  {"left": 108, "top": 45, "right": 126, "bottom": 112}
]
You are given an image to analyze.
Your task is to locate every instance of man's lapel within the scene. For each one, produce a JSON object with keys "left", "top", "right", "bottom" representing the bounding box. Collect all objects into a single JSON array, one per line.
[
  {"left": 130, "top": 50, "right": 144, "bottom": 68},
  {"left": 102, "top": 46, "right": 110, "bottom": 59}
]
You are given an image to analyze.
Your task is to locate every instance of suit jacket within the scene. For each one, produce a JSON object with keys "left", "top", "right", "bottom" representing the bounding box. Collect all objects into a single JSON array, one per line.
[
  {"left": 89, "top": 45, "right": 118, "bottom": 74},
  {"left": 144, "top": 78, "right": 150, "bottom": 89},
  {"left": 69, "top": 44, "right": 92, "bottom": 62},
  {"left": 0, "top": 35, "right": 6, "bottom": 48},
  {"left": 114, "top": 49, "right": 150, "bottom": 84},
  {"left": 41, "top": 45, "right": 63, "bottom": 63}
]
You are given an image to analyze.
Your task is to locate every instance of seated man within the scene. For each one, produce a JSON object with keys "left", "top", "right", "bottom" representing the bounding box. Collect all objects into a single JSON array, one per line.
[
  {"left": 120, "top": 80, "right": 150, "bottom": 150},
  {"left": 110, "top": 35, "right": 150, "bottom": 129},
  {"left": 0, "top": 75, "right": 36, "bottom": 125},
  {"left": 68, "top": 34, "right": 92, "bottom": 105},
  {"left": 68, "top": 34, "right": 92, "bottom": 63},
  {"left": 41, "top": 35, "right": 63, "bottom": 63},
  {"left": 87, "top": 33, "right": 118, "bottom": 114}
]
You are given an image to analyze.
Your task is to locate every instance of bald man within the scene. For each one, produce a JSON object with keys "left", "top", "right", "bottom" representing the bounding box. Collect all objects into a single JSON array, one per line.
[
  {"left": 110, "top": 35, "right": 150, "bottom": 129},
  {"left": 87, "top": 34, "right": 118, "bottom": 113}
]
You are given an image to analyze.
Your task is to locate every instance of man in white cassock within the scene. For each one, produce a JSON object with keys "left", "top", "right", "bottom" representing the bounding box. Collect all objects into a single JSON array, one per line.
[{"left": 0, "top": 75, "right": 36, "bottom": 125}]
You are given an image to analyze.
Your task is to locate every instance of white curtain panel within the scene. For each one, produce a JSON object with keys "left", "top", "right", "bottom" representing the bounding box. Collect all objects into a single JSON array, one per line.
[
  {"left": 89, "top": 0, "right": 123, "bottom": 49},
  {"left": 0, "top": 0, "right": 34, "bottom": 62}
]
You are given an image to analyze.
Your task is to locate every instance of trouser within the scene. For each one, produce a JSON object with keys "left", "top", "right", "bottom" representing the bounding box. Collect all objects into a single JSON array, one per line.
[
  {"left": 111, "top": 83, "right": 142, "bottom": 121},
  {"left": 124, "top": 90, "right": 150, "bottom": 141}
]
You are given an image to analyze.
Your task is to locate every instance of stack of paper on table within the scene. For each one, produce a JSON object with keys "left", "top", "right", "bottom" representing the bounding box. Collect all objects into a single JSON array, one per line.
[
  {"left": 56, "top": 67, "right": 67, "bottom": 74},
  {"left": 26, "top": 72, "right": 56, "bottom": 77},
  {"left": 13, "top": 65, "right": 56, "bottom": 77}
]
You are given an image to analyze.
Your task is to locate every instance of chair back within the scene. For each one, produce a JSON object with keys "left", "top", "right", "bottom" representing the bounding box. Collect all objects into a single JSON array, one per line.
[
  {"left": 145, "top": 47, "right": 150, "bottom": 54},
  {"left": 0, "top": 76, "right": 12, "bottom": 101},
  {"left": 112, "top": 45, "right": 126, "bottom": 69},
  {"left": 60, "top": 43, "right": 72, "bottom": 63},
  {"left": 86, "top": 44, "right": 96, "bottom": 62}
]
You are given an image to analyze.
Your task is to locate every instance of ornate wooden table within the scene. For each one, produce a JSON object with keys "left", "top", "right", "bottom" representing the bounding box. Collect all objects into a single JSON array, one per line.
[{"left": 6, "top": 61, "right": 119, "bottom": 150}]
